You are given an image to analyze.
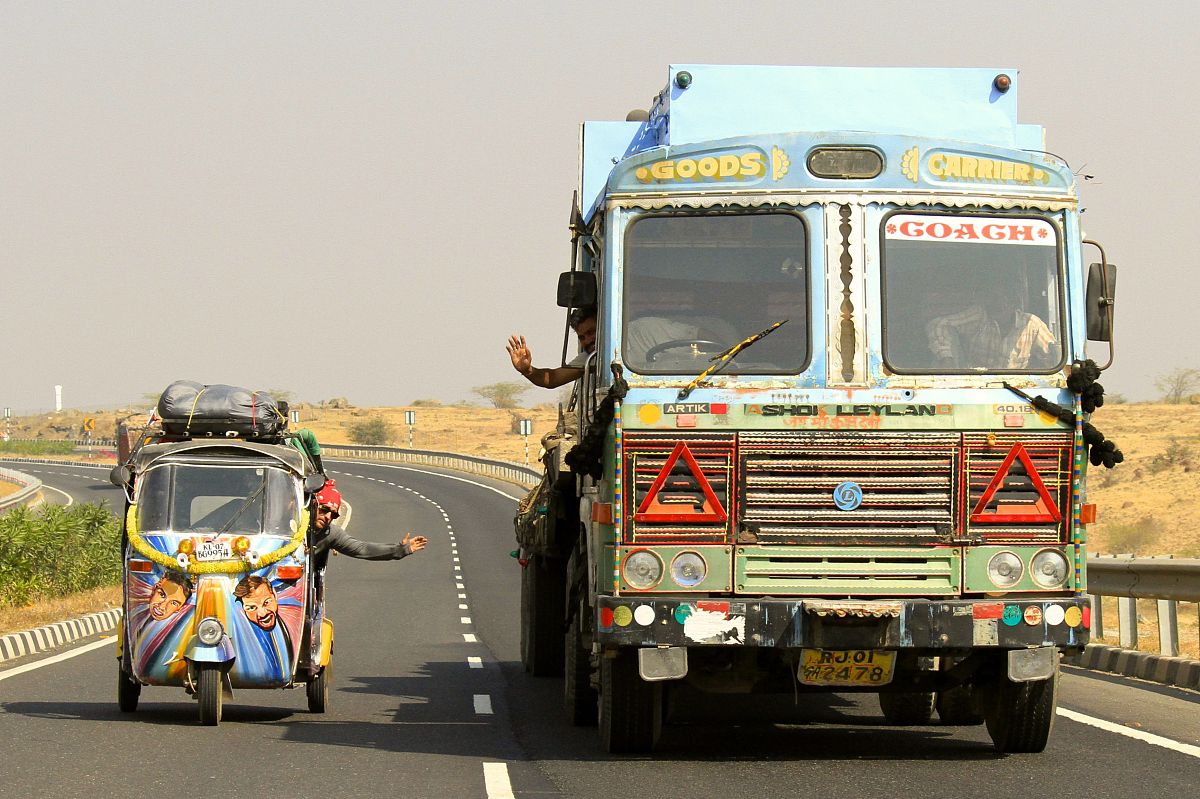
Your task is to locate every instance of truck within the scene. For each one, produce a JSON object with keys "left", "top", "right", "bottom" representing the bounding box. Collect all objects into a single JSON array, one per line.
[{"left": 515, "top": 65, "right": 1117, "bottom": 754}]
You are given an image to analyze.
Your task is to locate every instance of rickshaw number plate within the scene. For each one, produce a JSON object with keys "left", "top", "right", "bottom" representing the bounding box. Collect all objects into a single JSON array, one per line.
[
  {"left": 798, "top": 649, "right": 895, "bottom": 686},
  {"left": 195, "top": 540, "right": 233, "bottom": 562}
]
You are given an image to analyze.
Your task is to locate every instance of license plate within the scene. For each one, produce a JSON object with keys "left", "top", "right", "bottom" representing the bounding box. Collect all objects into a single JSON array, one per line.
[
  {"left": 798, "top": 649, "right": 895, "bottom": 686},
  {"left": 195, "top": 540, "right": 233, "bottom": 562}
]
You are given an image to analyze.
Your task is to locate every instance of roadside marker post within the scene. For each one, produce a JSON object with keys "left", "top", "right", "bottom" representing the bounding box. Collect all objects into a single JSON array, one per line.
[
  {"left": 405, "top": 410, "right": 416, "bottom": 448},
  {"left": 519, "top": 418, "right": 532, "bottom": 466}
]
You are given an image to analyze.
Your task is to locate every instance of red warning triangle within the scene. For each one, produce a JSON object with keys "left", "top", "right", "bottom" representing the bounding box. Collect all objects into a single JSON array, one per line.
[
  {"left": 634, "top": 442, "right": 728, "bottom": 523},
  {"left": 970, "top": 442, "right": 1062, "bottom": 524}
]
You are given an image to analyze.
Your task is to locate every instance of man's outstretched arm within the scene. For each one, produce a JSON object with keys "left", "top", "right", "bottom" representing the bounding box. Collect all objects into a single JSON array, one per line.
[{"left": 507, "top": 334, "right": 583, "bottom": 389}]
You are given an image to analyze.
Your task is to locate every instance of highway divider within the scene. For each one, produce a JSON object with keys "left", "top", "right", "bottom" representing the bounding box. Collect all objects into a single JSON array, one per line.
[{"left": 321, "top": 443, "right": 541, "bottom": 487}]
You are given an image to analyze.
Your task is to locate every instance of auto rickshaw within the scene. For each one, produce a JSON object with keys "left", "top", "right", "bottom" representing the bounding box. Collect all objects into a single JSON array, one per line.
[{"left": 111, "top": 437, "right": 331, "bottom": 725}]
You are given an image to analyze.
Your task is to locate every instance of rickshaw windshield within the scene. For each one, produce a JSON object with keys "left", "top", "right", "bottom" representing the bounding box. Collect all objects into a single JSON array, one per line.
[{"left": 137, "top": 463, "right": 299, "bottom": 536}]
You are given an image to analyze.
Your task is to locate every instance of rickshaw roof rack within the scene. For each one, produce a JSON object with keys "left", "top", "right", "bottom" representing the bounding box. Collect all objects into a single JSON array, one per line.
[{"left": 132, "top": 439, "right": 309, "bottom": 476}]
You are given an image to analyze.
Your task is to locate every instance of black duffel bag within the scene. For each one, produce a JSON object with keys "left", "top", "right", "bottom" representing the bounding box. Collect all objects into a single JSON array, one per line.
[{"left": 157, "top": 380, "right": 284, "bottom": 438}]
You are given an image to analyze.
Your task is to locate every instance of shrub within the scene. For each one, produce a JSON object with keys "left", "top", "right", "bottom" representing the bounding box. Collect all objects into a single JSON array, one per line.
[
  {"left": 0, "top": 504, "right": 122, "bottom": 607},
  {"left": 1146, "top": 438, "right": 1196, "bottom": 473},
  {"left": 1100, "top": 516, "right": 1159, "bottom": 555},
  {"left": 348, "top": 416, "right": 394, "bottom": 445},
  {"left": 411, "top": 399, "right": 442, "bottom": 407},
  {"left": 0, "top": 440, "right": 76, "bottom": 456}
]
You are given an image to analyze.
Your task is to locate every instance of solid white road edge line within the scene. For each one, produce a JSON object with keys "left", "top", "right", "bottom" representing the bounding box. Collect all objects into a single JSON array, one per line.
[
  {"left": 483, "top": 762, "right": 515, "bottom": 799},
  {"left": 40, "top": 483, "right": 74, "bottom": 507},
  {"left": 0, "top": 636, "right": 114, "bottom": 682},
  {"left": 1058, "top": 707, "right": 1200, "bottom": 759},
  {"left": 328, "top": 460, "right": 523, "bottom": 502}
]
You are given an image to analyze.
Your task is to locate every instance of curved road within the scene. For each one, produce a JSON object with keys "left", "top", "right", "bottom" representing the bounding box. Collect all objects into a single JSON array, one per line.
[
  {"left": 0, "top": 458, "right": 1196, "bottom": 797},
  {"left": 0, "top": 459, "right": 124, "bottom": 509}
]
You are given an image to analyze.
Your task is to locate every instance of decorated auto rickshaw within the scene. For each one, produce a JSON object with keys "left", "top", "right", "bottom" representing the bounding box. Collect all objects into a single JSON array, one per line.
[{"left": 111, "top": 382, "right": 331, "bottom": 725}]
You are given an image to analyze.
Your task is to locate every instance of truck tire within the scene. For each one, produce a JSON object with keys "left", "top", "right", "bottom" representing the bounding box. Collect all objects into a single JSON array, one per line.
[
  {"left": 878, "top": 690, "right": 936, "bottom": 725},
  {"left": 984, "top": 667, "right": 1058, "bottom": 753},
  {"left": 564, "top": 614, "right": 597, "bottom": 726},
  {"left": 117, "top": 667, "right": 141, "bottom": 713},
  {"left": 520, "top": 554, "right": 565, "bottom": 677},
  {"left": 197, "top": 664, "right": 222, "bottom": 726},
  {"left": 599, "top": 648, "right": 662, "bottom": 753},
  {"left": 937, "top": 684, "right": 985, "bottom": 726}
]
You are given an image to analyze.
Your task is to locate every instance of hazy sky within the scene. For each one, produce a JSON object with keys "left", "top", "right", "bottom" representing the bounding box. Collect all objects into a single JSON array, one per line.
[{"left": 2, "top": 1, "right": 1194, "bottom": 412}]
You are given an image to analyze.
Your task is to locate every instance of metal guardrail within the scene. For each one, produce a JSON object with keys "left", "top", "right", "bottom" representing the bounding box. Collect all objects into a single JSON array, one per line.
[
  {"left": 1087, "top": 556, "right": 1200, "bottom": 658},
  {"left": 0, "top": 466, "right": 43, "bottom": 511},
  {"left": 321, "top": 443, "right": 542, "bottom": 487}
]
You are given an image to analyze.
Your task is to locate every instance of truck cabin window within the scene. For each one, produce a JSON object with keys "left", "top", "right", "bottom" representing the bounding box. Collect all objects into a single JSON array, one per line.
[
  {"left": 623, "top": 213, "right": 809, "bottom": 375},
  {"left": 137, "top": 464, "right": 299, "bottom": 536},
  {"left": 882, "top": 214, "right": 1065, "bottom": 373}
]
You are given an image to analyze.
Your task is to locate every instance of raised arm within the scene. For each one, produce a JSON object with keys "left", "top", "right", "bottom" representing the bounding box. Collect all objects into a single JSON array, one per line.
[{"left": 507, "top": 333, "right": 583, "bottom": 389}]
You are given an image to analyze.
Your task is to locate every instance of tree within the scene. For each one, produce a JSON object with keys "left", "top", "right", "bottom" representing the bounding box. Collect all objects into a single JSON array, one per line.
[
  {"left": 1155, "top": 367, "right": 1200, "bottom": 404},
  {"left": 348, "top": 416, "right": 394, "bottom": 445},
  {"left": 472, "top": 382, "right": 530, "bottom": 409}
]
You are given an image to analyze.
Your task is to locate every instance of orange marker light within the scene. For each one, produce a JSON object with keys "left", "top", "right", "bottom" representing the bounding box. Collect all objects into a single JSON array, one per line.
[
  {"left": 128, "top": 559, "right": 154, "bottom": 573},
  {"left": 177, "top": 538, "right": 195, "bottom": 555},
  {"left": 233, "top": 536, "right": 251, "bottom": 554},
  {"left": 275, "top": 565, "right": 303, "bottom": 581}
]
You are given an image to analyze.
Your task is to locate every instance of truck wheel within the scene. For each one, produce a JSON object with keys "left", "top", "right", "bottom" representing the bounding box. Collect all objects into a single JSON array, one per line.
[
  {"left": 197, "top": 664, "right": 223, "bottom": 726},
  {"left": 564, "top": 614, "right": 597, "bottom": 726},
  {"left": 599, "top": 648, "right": 662, "bottom": 753},
  {"left": 307, "top": 666, "right": 330, "bottom": 713},
  {"left": 878, "top": 690, "right": 935, "bottom": 725},
  {"left": 984, "top": 667, "right": 1058, "bottom": 753},
  {"left": 521, "top": 554, "right": 565, "bottom": 677},
  {"left": 937, "top": 684, "right": 984, "bottom": 726},
  {"left": 117, "top": 667, "right": 141, "bottom": 713}
]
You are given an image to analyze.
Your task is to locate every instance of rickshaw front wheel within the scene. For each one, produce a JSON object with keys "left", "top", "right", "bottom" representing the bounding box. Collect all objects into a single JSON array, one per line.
[
  {"left": 117, "top": 668, "right": 141, "bottom": 713},
  {"left": 197, "top": 664, "right": 223, "bottom": 726},
  {"left": 307, "top": 666, "right": 329, "bottom": 713}
]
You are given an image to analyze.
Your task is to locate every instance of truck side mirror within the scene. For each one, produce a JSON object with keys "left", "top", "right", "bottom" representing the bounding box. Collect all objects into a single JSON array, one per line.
[
  {"left": 557, "top": 271, "right": 597, "bottom": 309},
  {"left": 304, "top": 473, "right": 327, "bottom": 494},
  {"left": 109, "top": 465, "right": 131, "bottom": 488},
  {"left": 1085, "top": 261, "right": 1117, "bottom": 342}
]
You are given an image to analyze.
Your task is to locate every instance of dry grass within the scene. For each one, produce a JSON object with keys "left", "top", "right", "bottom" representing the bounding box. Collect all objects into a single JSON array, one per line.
[
  {"left": 0, "top": 480, "right": 21, "bottom": 499},
  {"left": 0, "top": 585, "right": 121, "bottom": 637}
]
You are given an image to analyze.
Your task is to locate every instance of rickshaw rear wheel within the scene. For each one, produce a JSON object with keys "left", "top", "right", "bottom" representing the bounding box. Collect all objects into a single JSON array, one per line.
[
  {"left": 197, "top": 664, "right": 223, "bottom": 726},
  {"left": 117, "top": 668, "right": 141, "bottom": 713},
  {"left": 307, "top": 666, "right": 330, "bottom": 713}
]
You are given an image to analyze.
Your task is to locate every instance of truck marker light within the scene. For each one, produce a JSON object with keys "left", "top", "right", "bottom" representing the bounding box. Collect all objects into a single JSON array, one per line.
[
  {"left": 1044, "top": 604, "right": 1066, "bottom": 626},
  {"left": 1001, "top": 605, "right": 1022, "bottom": 626},
  {"left": 972, "top": 602, "right": 1004, "bottom": 620},
  {"left": 613, "top": 606, "right": 634, "bottom": 627},
  {"left": 1023, "top": 605, "right": 1043, "bottom": 625},
  {"left": 1064, "top": 606, "right": 1083, "bottom": 628},
  {"left": 634, "top": 605, "right": 656, "bottom": 626},
  {"left": 599, "top": 608, "right": 615, "bottom": 629},
  {"left": 674, "top": 604, "right": 694, "bottom": 624}
]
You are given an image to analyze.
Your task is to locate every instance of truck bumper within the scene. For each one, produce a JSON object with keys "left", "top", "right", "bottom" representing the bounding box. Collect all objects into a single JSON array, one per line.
[{"left": 596, "top": 596, "right": 1090, "bottom": 651}]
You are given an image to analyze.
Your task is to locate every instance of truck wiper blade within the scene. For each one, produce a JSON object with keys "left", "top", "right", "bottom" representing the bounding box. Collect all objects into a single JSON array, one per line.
[{"left": 677, "top": 318, "right": 789, "bottom": 401}]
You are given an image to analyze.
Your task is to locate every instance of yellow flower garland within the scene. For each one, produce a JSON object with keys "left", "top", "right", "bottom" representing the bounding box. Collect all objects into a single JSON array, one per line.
[{"left": 125, "top": 505, "right": 310, "bottom": 575}]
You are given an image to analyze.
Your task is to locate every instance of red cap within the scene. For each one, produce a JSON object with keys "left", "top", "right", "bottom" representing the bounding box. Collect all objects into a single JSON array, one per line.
[{"left": 314, "top": 479, "right": 342, "bottom": 512}]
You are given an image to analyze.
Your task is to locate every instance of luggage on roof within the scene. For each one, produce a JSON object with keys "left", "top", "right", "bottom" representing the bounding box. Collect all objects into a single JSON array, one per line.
[{"left": 157, "top": 381, "right": 285, "bottom": 438}]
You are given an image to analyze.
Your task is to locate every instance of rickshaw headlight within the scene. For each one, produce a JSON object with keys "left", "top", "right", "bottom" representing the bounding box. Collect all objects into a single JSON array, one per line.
[
  {"left": 196, "top": 617, "right": 224, "bottom": 646},
  {"left": 987, "top": 551, "right": 1024, "bottom": 589},
  {"left": 1031, "top": 549, "right": 1069, "bottom": 588}
]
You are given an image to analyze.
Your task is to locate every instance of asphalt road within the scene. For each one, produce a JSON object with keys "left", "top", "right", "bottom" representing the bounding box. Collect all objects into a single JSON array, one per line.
[
  {"left": 0, "top": 459, "right": 124, "bottom": 510},
  {"left": 0, "top": 458, "right": 1197, "bottom": 798}
]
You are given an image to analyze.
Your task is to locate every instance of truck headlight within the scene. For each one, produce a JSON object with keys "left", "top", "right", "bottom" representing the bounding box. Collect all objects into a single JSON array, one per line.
[
  {"left": 196, "top": 617, "right": 224, "bottom": 646},
  {"left": 987, "top": 551, "right": 1023, "bottom": 589},
  {"left": 623, "top": 550, "right": 664, "bottom": 589},
  {"left": 1031, "top": 549, "right": 1069, "bottom": 588},
  {"left": 670, "top": 552, "right": 707, "bottom": 588}
]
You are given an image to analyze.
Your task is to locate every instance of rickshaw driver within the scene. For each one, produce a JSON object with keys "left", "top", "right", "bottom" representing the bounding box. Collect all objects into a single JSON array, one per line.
[{"left": 309, "top": 480, "right": 428, "bottom": 567}]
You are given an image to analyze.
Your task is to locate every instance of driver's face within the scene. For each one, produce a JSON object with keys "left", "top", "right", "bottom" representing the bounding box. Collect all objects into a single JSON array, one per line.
[
  {"left": 574, "top": 316, "right": 597, "bottom": 353},
  {"left": 314, "top": 505, "right": 336, "bottom": 531}
]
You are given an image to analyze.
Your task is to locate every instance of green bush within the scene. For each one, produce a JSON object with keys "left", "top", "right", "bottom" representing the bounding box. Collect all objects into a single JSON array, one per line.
[
  {"left": 347, "top": 416, "right": 394, "bottom": 445},
  {"left": 0, "top": 440, "right": 77, "bottom": 456},
  {"left": 0, "top": 504, "right": 122, "bottom": 607},
  {"left": 1100, "top": 516, "right": 1159, "bottom": 555}
]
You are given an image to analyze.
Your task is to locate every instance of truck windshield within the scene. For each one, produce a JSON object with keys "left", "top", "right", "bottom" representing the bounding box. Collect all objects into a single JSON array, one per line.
[
  {"left": 137, "top": 463, "right": 299, "bottom": 536},
  {"left": 623, "top": 213, "right": 809, "bottom": 375},
  {"left": 881, "top": 213, "right": 1065, "bottom": 373}
]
